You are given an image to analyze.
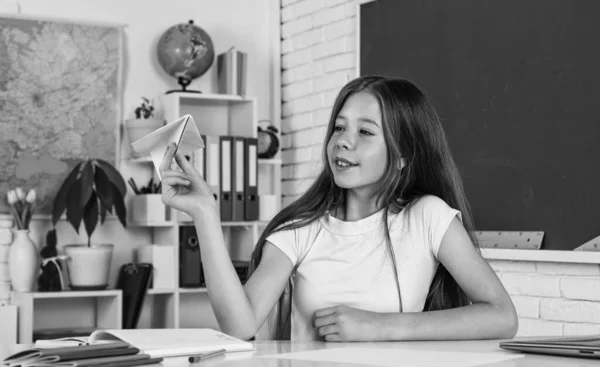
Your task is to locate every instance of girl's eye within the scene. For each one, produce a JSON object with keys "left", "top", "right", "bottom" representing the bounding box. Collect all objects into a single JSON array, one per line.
[
  {"left": 360, "top": 129, "right": 374, "bottom": 136},
  {"left": 334, "top": 125, "right": 344, "bottom": 132}
]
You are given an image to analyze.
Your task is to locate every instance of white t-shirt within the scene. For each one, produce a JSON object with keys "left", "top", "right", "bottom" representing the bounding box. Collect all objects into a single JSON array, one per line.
[{"left": 265, "top": 195, "right": 462, "bottom": 341}]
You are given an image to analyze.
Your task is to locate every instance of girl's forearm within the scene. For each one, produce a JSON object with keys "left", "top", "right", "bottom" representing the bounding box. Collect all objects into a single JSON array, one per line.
[
  {"left": 192, "top": 209, "right": 257, "bottom": 339},
  {"left": 375, "top": 303, "right": 518, "bottom": 341}
]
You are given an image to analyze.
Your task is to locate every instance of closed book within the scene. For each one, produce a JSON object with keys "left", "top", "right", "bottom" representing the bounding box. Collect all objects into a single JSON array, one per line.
[
  {"left": 2, "top": 342, "right": 136, "bottom": 366},
  {"left": 85, "top": 328, "right": 254, "bottom": 358},
  {"left": 8, "top": 328, "right": 256, "bottom": 361}
]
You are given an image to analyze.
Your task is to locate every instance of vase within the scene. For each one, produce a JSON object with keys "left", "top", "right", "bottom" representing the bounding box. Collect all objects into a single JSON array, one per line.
[{"left": 8, "top": 229, "right": 40, "bottom": 292}]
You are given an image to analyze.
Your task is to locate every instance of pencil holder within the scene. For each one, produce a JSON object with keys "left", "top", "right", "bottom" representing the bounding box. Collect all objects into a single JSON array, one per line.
[{"left": 129, "top": 194, "right": 170, "bottom": 223}]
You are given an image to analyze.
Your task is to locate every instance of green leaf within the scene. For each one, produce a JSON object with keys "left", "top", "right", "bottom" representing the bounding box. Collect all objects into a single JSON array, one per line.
[
  {"left": 66, "top": 183, "right": 82, "bottom": 234},
  {"left": 99, "top": 198, "right": 108, "bottom": 223},
  {"left": 94, "top": 165, "right": 113, "bottom": 213},
  {"left": 83, "top": 191, "right": 99, "bottom": 242},
  {"left": 95, "top": 159, "right": 126, "bottom": 197},
  {"left": 46, "top": 228, "right": 57, "bottom": 247},
  {"left": 52, "top": 162, "right": 82, "bottom": 226},
  {"left": 112, "top": 184, "right": 127, "bottom": 228},
  {"left": 79, "top": 161, "right": 94, "bottom": 208}
]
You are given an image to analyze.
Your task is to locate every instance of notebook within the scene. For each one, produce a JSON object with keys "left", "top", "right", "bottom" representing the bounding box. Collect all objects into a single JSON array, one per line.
[
  {"left": 499, "top": 335, "right": 600, "bottom": 358},
  {"left": 34, "top": 328, "right": 255, "bottom": 358}
]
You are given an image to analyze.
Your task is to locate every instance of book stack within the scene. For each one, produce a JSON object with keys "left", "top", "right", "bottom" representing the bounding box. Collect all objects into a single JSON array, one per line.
[
  {"left": 2, "top": 342, "right": 163, "bottom": 367},
  {"left": 3, "top": 328, "right": 255, "bottom": 367},
  {"left": 0, "top": 218, "right": 13, "bottom": 305}
]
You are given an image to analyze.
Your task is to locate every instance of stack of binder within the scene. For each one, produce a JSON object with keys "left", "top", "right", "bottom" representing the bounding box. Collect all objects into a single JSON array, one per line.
[{"left": 192, "top": 134, "right": 259, "bottom": 222}]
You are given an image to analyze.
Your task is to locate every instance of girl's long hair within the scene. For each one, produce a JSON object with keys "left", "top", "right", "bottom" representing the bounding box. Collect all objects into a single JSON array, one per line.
[{"left": 248, "top": 76, "right": 479, "bottom": 340}]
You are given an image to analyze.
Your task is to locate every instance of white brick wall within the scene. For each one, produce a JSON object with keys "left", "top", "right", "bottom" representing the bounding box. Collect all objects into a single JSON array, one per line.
[
  {"left": 280, "top": 0, "right": 358, "bottom": 206},
  {"left": 490, "top": 259, "right": 600, "bottom": 337}
]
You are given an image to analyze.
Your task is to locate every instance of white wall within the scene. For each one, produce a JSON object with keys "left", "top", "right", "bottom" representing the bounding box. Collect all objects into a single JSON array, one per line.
[
  {"left": 279, "top": 0, "right": 358, "bottom": 206},
  {"left": 490, "top": 259, "right": 600, "bottom": 337}
]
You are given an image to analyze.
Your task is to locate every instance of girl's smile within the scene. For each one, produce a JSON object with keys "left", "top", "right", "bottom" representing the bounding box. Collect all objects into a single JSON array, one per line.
[{"left": 333, "top": 156, "right": 358, "bottom": 170}]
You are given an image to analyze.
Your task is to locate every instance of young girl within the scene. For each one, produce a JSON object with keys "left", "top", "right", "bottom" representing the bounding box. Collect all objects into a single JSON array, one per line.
[{"left": 159, "top": 76, "right": 518, "bottom": 342}]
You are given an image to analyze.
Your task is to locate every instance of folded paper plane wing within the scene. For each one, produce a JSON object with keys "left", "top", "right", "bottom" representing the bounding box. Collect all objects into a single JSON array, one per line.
[{"left": 131, "top": 114, "right": 204, "bottom": 180}]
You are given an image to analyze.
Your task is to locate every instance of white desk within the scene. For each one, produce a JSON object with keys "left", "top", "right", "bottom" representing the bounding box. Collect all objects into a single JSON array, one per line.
[
  {"left": 3, "top": 339, "right": 597, "bottom": 366},
  {"left": 160, "top": 339, "right": 599, "bottom": 367}
]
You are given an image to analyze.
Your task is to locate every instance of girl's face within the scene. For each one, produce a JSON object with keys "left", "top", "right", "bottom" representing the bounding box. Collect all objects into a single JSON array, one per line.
[{"left": 327, "top": 91, "right": 388, "bottom": 196}]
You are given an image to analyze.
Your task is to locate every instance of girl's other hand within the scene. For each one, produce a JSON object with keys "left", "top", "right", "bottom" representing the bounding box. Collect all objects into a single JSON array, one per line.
[
  {"left": 313, "top": 305, "right": 381, "bottom": 342},
  {"left": 159, "top": 143, "right": 217, "bottom": 218}
]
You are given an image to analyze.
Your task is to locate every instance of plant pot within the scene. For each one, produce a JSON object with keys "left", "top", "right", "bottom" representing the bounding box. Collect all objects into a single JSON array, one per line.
[
  {"left": 124, "top": 118, "right": 163, "bottom": 156},
  {"left": 63, "top": 244, "right": 113, "bottom": 290}
]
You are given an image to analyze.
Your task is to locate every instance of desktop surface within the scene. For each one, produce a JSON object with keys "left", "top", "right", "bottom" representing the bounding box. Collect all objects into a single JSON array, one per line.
[
  {"left": 157, "top": 339, "right": 600, "bottom": 367},
  {"left": 3, "top": 339, "right": 598, "bottom": 366}
]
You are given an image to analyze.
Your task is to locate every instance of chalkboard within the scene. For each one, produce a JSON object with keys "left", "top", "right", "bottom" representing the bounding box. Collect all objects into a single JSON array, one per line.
[{"left": 359, "top": 0, "right": 600, "bottom": 250}]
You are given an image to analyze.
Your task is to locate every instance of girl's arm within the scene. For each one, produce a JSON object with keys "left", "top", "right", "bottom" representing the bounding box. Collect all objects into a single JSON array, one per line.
[
  {"left": 315, "top": 217, "right": 518, "bottom": 341},
  {"left": 192, "top": 211, "right": 293, "bottom": 340},
  {"left": 160, "top": 146, "right": 293, "bottom": 340},
  {"left": 377, "top": 217, "right": 517, "bottom": 341}
]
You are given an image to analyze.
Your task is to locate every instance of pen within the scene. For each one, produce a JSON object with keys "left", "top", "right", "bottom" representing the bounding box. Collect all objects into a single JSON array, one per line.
[{"left": 188, "top": 349, "right": 226, "bottom": 363}]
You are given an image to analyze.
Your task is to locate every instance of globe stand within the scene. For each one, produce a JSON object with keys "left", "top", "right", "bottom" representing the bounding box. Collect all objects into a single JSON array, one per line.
[{"left": 165, "top": 76, "right": 203, "bottom": 94}]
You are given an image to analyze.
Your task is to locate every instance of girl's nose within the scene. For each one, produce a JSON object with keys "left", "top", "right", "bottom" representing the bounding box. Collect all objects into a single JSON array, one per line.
[{"left": 336, "top": 132, "right": 354, "bottom": 149}]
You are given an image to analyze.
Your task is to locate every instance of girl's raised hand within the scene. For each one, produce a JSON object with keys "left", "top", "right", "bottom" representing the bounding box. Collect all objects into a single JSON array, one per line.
[{"left": 159, "top": 142, "right": 217, "bottom": 218}]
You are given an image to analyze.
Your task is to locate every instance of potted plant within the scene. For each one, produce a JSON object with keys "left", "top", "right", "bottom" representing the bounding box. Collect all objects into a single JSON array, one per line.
[
  {"left": 52, "top": 158, "right": 127, "bottom": 290},
  {"left": 124, "top": 97, "right": 164, "bottom": 156}
]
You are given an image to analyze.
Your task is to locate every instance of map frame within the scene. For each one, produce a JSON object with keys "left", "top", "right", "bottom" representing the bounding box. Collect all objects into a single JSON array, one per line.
[{"left": 0, "top": 13, "right": 124, "bottom": 216}]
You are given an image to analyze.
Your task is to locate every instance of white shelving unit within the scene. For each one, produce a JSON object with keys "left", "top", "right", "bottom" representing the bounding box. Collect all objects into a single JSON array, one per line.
[
  {"left": 120, "top": 93, "right": 281, "bottom": 331},
  {"left": 11, "top": 290, "right": 122, "bottom": 343},
  {"left": 8, "top": 93, "right": 281, "bottom": 342}
]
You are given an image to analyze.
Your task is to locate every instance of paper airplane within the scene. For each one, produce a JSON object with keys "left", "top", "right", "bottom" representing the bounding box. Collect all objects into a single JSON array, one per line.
[{"left": 131, "top": 114, "right": 204, "bottom": 180}]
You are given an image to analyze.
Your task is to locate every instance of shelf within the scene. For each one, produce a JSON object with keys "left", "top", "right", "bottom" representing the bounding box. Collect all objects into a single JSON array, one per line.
[
  {"left": 11, "top": 290, "right": 121, "bottom": 299},
  {"left": 221, "top": 221, "right": 258, "bottom": 227},
  {"left": 127, "top": 155, "right": 152, "bottom": 163},
  {"left": 130, "top": 156, "right": 281, "bottom": 166},
  {"left": 129, "top": 220, "right": 267, "bottom": 228},
  {"left": 112, "top": 91, "right": 278, "bottom": 333},
  {"left": 11, "top": 290, "right": 122, "bottom": 343},
  {"left": 128, "top": 221, "right": 176, "bottom": 227},
  {"left": 481, "top": 248, "right": 600, "bottom": 264},
  {"left": 174, "top": 93, "right": 253, "bottom": 104},
  {"left": 258, "top": 158, "right": 282, "bottom": 165},
  {"left": 179, "top": 287, "right": 208, "bottom": 294},
  {"left": 147, "top": 288, "right": 176, "bottom": 295},
  {"left": 179, "top": 220, "right": 260, "bottom": 227}
]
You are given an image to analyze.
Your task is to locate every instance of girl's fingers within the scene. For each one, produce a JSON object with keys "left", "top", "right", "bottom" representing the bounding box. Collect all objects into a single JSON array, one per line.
[
  {"left": 174, "top": 151, "right": 197, "bottom": 175},
  {"left": 161, "top": 170, "right": 194, "bottom": 180},
  {"left": 317, "top": 324, "right": 338, "bottom": 337},
  {"left": 162, "top": 177, "right": 191, "bottom": 187},
  {"left": 159, "top": 143, "right": 177, "bottom": 173}
]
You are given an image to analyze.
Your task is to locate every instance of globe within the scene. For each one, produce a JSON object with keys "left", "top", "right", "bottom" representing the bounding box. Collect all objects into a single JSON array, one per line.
[{"left": 156, "top": 20, "right": 215, "bottom": 93}]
